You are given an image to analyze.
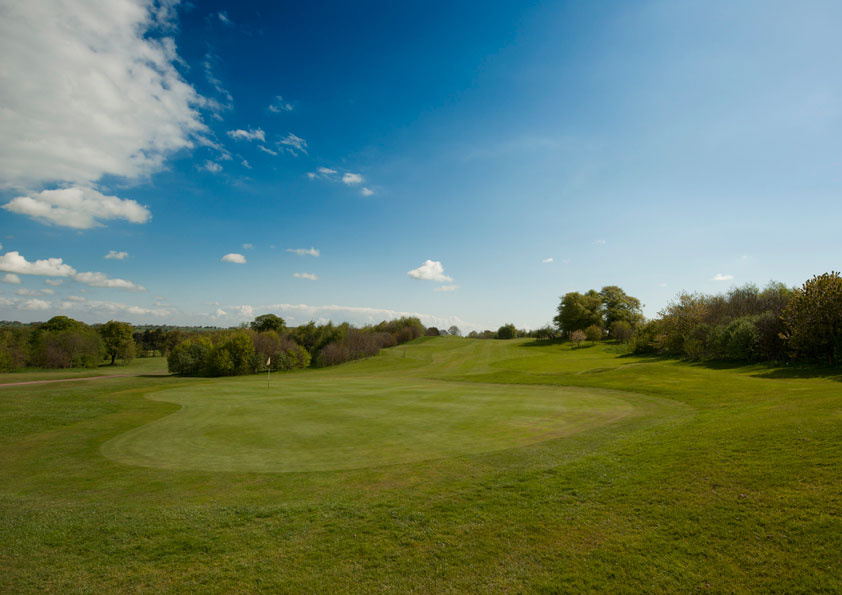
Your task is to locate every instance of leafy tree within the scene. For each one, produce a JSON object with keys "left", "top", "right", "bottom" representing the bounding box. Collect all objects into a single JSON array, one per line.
[
  {"left": 496, "top": 323, "right": 517, "bottom": 340},
  {"left": 425, "top": 327, "right": 441, "bottom": 336},
  {"left": 609, "top": 320, "right": 633, "bottom": 343},
  {"left": 570, "top": 329, "right": 586, "bottom": 348},
  {"left": 533, "top": 325, "right": 558, "bottom": 342},
  {"left": 554, "top": 291, "right": 603, "bottom": 336},
  {"left": 250, "top": 314, "right": 286, "bottom": 334},
  {"left": 600, "top": 286, "right": 643, "bottom": 329},
  {"left": 782, "top": 271, "right": 842, "bottom": 365},
  {"left": 99, "top": 320, "right": 135, "bottom": 365},
  {"left": 448, "top": 325, "right": 461, "bottom": 337},
  {"left": 167, "top": 337, "right": 213, "bottom": 376},
  {"left": 585, "top": 324, "right": 603, "bottom": 344}
]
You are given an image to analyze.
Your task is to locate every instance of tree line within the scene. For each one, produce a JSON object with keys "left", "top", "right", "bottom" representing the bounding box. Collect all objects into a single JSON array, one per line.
[
  {"left": 551, "top": 272, "right": 842, "bottom": 366},
  {"left": 167, "top": 314, "right": 426, "bottom": 377}
]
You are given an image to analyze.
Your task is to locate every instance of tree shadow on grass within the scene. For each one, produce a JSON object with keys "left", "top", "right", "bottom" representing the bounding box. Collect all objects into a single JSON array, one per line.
[{"left": 686, "top": 358, "right": 842, "bottom": 382}]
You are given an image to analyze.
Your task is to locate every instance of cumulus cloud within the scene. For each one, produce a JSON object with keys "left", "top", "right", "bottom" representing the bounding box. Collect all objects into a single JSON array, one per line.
[
  {"left": 342, "top": 172, "right": 363, "bottom": 185},
  {"left": 44, "top": 279, "right": 63, "bottom": 286},
  {"left": 712, "top": 273, "right": 734, "bottom": 281},
  {"left": 105, "top": 250, "right": 128, "bottom": 260},
  {"left": 227, "top": 128, "right": 265, "bottom": 142},
  {"left": 407, "top": 260, "right": 453, "bottom": 282},
  {"left": 16, "top": 288, "right": 55, "bottom": 296},
  {"left": 360, "top": 187, "right": 374, "bottom": 196},
  {"left": 0, "top": 1, "right": 207, "bottom": 191},
  {"left": 204, "top": 161, "right": 222, "bottom": 173},
  {"left": 21, "top": 298, "right": 51, "bottom": 311},
  {"left": 3, "top": 186, "right": 151, "bottom": 229},
  {"left": 2, "top": 274, "right": 22, "bottom": 284},
  {"left": 0, "top": 251, "right": 76, "bottom": 277},
  {"left": 268, "top": 96, "right": 293, "bottom": 113},
  {"left": 434, "top": 285, "right": 459, "bottom": 292},
  {"left": 221, "top": 253, "right": 246, "bottom": 264},
  {"left": 73, "top": 271, "right": 144, "bottom": 291},
  {"left": 293, "top": 272, "right": 318, "bottom": 281},
  {"left": 279, "top": 133, "right": 307, "bottom": 155},
  {"left": 286, "top": 247, "right": 319, "bottom": 257},
  {"left": 54, "top": 295, "right": 172, "bottom": 318},
  {"left": 231, "top": 304, "right": 254, "bottom": 317},
  {"left": 542, "top": 257, "right": 553, "bottom": 263}
]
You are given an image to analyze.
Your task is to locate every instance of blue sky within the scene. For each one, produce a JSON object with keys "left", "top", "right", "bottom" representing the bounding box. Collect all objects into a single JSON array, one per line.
[{"left": 1, "top": 0, "right": 841, "bottom": 331}]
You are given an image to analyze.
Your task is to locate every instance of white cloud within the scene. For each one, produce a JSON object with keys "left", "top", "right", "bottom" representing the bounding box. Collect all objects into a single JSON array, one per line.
[
  {"left": 434, "top": 285, "right": 459, "bottom": 292},
  {"left": 593, "top": 239, "right": 606, "bottom": 245},
  {"left": 21, "top": 298, "right": 51, "bottom": 311},
  {"left": 241, "top": 159, "right": 252, "bottom": 169},
  {"left": 361, "top": 187, "right": 374, "bottom": 196},
  {"left": 286, "top": 247, "right": 319, "bottom": 257},
  {"left": 342, "top": 172, "right": 363, "bottom": 185},
  {"left": 408, "top": 260, "right": 453, "bottom": 282},
  {"left": 4, "top": 186, "right": 151, "bottom": 229},
  {"left": 542, "top": 257, "right": 553, "bottom": 264},
  {"left": 217, "top": 11, "right": 232, "bottom": 25},
  {"left": 0, "top": 1, "right": 208, "bottom": 191},
  {"left": 2, "top": 274, "right": 22, "bottom": 284},
  {"left": 712, "top": 273, "right": 734, "bottom": 281},
  {"left": 105, "top": 250, "right": 128, "bottom": 260},
  {"left": 16, "top": 288, "right": 55, "bottom": 296},
  {"left": 231, "top": 304, "right": 254, "bottom": 317},
  {"left": 202, "top": 52, "right": 233, "bottom": 113},
  {"left": 268, "top": 96, "right": 293, "bottom": 113},
  {"left": 242, "top": 243, "right": 254, "bottom": 250},
  {"left": 221, "top": 253, "right": 246, "bottom": 264},
  {"left": 279, "top": 133, "right": 307, "bottom": 155},
  {"left": 307, "top": 167, "right": 337, "bottom": 180},
  {"left": 0, "top": 251, "right": 76, "bottom": 277},
  {"left": 204, "top": 161, "right": 222, "bottom": 173},
  {"left": 44, "top": 279, "right": 63, "bottom": 286},
  {"left": 55, "top": 295, "right": 171, "bottom": 318},
  {"left": 261, "top": 302, "right": 476, "bottom": 332},
  {"left": 258, "top": 145, "right": 278, "bottom": 156},
  {"left": 73, "top": 271, "right": 145, "bottom": 291},
  {"left": 293, "top": 272, "right": 318, "bottom": 281},
  {"left": 227, "top": 128, "right": 265, "bottom": 142}
]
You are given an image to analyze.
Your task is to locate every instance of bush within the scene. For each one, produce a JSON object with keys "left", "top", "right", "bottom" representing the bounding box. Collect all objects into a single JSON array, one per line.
[
  {"left": 496, "top": 323, "right": 517, "bottom": 340},
  {"left": 585, "top": 325, "right": 603, "bottom": 343}
]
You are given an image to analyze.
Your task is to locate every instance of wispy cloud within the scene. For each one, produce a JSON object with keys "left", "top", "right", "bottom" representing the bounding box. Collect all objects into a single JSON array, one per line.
[
  {"left": 593, "top": 239, "right": 606, "bottom": 245},
  {"left": 268, "top": 96, "right": 293, "bottom": 113},
  {"left": 286, "top": 247, "right": 319, "bottom": 257},
  {"left": 221, "top": 253, "right": 246, "bottom": 264},
  {"left": 542, "top": 257, "right": 553, "bottom": 264},
  {"left": 204, "top": 161, "right": 222, "bottom": 173},
  {"left": 105, "top": 250, "right": 128, "bottom": 260},
  {"left": 360, "top": 187, "right": 374, "bottom": 196},
  {"left": 242, "top": 243, "right": 254, "bottom": 250},
  {"left": 257, "top": 145, "right": 278, "bottom": 156},
  {"left": 712, "top": 273, "right": 734, "bottom": 281},
  {"left": 44, "top": 279, "right": 63, "bottom": 286},
  {"left": 217, "top": 11, "right": 232, "bottom": 26},
  {"left": 293, "top": 272, "right": 318, "bottom": 281},
  {"left": 434, "top": 285, "right": 459, "bottom": 292},
  {"left": 408, "top": 260, "right": 453, "bottom": 282},
  {"left": 227, "top": 128, "right": 265, "bottom": 142},
  {"left": 16, "top": 288, "right": 55, "bottom": 296},
  {"left": 342, "top": 172, "right": 363, "bottom": 185},
  {"left": 279, "top": 133, "right": 307, "bottom": 155}
]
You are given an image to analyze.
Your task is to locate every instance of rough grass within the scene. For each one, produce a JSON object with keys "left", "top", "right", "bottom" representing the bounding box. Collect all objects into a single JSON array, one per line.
[{"left": 1, "top": 337, "right": 840, "bottom": 593}]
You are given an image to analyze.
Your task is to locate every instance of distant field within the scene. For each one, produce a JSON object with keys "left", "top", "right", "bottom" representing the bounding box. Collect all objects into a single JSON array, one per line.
[{"left": 1, "top": 338, "right": 840, "bottom": 592}]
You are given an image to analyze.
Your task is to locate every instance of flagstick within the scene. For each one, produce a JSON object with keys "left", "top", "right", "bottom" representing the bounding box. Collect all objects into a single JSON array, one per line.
[{"left": 266, "top": 357, "right": 271, "bottom": 389}]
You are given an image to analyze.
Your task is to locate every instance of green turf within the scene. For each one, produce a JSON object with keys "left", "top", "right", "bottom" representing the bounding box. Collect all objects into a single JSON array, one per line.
[{"left": 1, "top": 340, "right": 841, "bottom": 593}]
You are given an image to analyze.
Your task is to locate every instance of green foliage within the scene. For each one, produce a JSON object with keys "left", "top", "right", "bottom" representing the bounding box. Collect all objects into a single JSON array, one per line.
[
  {"left": 30, "top": 318, "right": 104, "bottom": 369},
  {"left": 600, "top": 285, "right": 643, "bottom": 329},
  {"left": 496, "top": 323, "right": 517, "bottom": 340},
  {"left": 585, "top": 324, "right": 603, "bottom": 343},
  {"left": 98, "top": 320, "right": 135, "bottom": 365},
  {"left": 609, "top": 320, "right": 633, "bottom": 343},
  {"left": 782, "top": 271, "right": 842, "bottom": 365},
  {"left": 167, "top": 337, "right": 213, "bottom": 376},
  {"left": 554, "top": 290, "right": 604, "bottom": 335},
  {"left": 250, "top": 314, "right": 286, "bottom": 334}
]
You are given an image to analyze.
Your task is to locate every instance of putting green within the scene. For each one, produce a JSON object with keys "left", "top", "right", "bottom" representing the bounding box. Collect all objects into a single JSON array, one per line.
[{"left": 102, "top": 375, "right": 638, "bottom": 472}]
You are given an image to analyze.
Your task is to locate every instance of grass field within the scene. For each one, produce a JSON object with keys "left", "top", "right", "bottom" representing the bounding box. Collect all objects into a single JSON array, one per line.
[{"left": 1, "top": 337, "right": 840, "bottom": 592}]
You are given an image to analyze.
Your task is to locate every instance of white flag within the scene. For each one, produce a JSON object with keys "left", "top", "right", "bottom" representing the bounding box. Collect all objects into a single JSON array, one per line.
[{"left": 266, "top": 357, "right": 271, "bottom": 366}]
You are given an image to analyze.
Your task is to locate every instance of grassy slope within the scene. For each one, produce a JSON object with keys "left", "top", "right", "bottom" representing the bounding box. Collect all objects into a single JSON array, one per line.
[{"left": 1, "top": 339, "right": 840, "bottom": 593}]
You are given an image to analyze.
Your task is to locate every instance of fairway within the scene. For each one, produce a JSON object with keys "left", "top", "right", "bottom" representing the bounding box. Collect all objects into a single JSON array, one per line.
[{"left": 102, "top": 377, "right": 636, "bottom": 472}]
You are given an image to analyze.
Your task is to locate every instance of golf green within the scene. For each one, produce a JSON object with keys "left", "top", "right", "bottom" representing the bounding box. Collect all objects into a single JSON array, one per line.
[{"left": 101, "top": 375, "right": 637, "bottom": 472}]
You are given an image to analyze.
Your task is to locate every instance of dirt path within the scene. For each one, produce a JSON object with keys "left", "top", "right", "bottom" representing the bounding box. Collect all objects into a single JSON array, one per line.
[{"left": 0, "top": 374, "right": 131, "bottom": 388}]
